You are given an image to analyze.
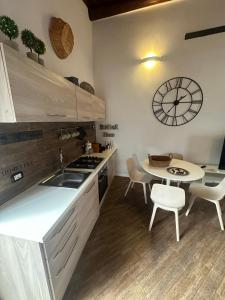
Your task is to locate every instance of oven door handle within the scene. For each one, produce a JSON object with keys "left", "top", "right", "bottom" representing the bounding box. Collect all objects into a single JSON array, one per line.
[{"left": 98, "top": 175, "right": 105, "bottom": 182}]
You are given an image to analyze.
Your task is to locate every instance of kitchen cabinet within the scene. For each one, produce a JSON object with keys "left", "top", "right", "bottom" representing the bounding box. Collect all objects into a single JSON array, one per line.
[
  {"left": 0, "top": 43, "right": 77, "bottom": 122},
  {"left": 44, "top": 176, "right": 99, "bottom": 300},
  {"left": 0, "top": 175, "right": 99, "bottom": 300},
  {"left": 76, "top": 86, "right": 106, "bottom": 121},
  {"left": 107, "top": 151, "right": 117, "bottom": 186},
  {"left": 0, "top": 43, "right": 106, "bottom": 123}
]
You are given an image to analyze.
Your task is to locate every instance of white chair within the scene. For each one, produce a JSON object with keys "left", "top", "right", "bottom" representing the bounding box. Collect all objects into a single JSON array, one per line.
[
  {"left": 132, "top": 153, "right": 144, "bottom": 172},
  {"left": 169, "top": 153, "right": 183, "bottom": 160},
  {"left": 149, "top": 184, "right": 185, "bottom": 242},
  {"left": 185, "top": 179, "right": 225, "bottom": 231},
  {"left": 125, "top": 157, "right": 153, "bottom": 204}
]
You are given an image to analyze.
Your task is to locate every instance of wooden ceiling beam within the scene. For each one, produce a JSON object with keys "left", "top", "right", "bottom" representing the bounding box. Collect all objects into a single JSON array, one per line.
[{"left": 84, "top": 0, "right": 173, "bottom": 21}]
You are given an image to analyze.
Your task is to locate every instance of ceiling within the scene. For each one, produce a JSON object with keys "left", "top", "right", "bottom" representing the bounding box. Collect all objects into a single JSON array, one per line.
[{"left": 83, "top": 0, "right": 173, "bottom": 21}]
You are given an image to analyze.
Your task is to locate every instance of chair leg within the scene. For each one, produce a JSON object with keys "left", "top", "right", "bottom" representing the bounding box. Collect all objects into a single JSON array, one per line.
[
  {"left": 185, "top": 195, "right": 196, "bottom": 216},
  {"left": 148, "top": 183, "right": 151, "bottom": 194},
  {"left": 125, "top": 180, "right": 132, "bottom": 197},
  {"left": 143, "top": 183, "right": 147, "bottom": 204},
  {"left": 174, "top": 209, "right": 180, "bottom": 242},
  {"left": 131, "top": 182, "right": 135, "bottom": 189},
  {"left": 149, "top": 204, "right": 158, "bottom": 231},
  {"left": 215, "top": 201, "right": 224, "bottom": 231}
]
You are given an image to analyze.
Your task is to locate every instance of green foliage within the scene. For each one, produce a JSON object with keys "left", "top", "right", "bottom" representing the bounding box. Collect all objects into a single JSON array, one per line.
[
  {"left": 21, "top": 29, "right": 36, "bottom": 52},
  {"left": 34, "top": 38, "right": 46, "bottom": 57},
  {"left": 0, "top": 16, "right": 19, "bottom": 40}
]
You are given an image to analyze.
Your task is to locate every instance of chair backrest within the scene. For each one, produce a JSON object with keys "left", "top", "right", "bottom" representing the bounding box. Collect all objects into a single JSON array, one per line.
[
  {"left": 132, "top": 154, "right": 143, "bottom": 172},
  {"left": 169, "top": 153, "right": 183, "bottom": 160},
  {"left": 215, "top": 177, "right": 225, "bottom": 200},
  {"left": 126, "top": 157, "right": 137, "bottom": 180},
  {"left": 151, "top": 183, "right": 185, "bottom": 208}
]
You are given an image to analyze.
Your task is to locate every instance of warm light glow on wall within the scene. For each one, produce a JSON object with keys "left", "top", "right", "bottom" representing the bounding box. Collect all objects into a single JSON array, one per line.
[{"left": 141, "top": 53, "right": 161, "bottom": 69}]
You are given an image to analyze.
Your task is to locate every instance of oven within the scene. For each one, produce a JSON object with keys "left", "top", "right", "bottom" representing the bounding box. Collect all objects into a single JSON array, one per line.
[{"left": 98, "top": 165, "right": 108, "bottom": 203}]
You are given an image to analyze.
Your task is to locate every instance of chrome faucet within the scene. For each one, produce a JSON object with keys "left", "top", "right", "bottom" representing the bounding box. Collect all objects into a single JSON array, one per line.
[{"left": 59, "top": 148, "right": 64, "bottom": 173}]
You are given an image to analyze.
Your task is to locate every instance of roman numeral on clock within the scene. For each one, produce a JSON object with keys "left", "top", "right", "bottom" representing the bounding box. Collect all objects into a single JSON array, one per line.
[
  {"left": 189, "top": 108, "right": 198, "bottom": 116},
  {"left": 190, "top": 89, "right": 201, "bottom": 96},
  {"left": 172, "top": 116, "right": 177, "bottom": 126},
  {"left": 175, "top": 77, "right": 183, "bottom": 88},
  {"left": 161, "top": 114, "right": 169, "bottom": 124},
  {"left": 153, "top": 100, "right": 162, "bottom": 106},
  {"left": 191, "top": 100, "right": 202, "bottom": 104},
  {"left": 154, "top": 108, "right": 164, "bottom": 117},
  {"left": 165, "top": 81, "right": 172, "bottom": 92},
  {"left": 182, "top": 115, "right": 188, "bottom": 123},
  {"left": 157, "top": 90, "right": 165, "bottom": 98}
]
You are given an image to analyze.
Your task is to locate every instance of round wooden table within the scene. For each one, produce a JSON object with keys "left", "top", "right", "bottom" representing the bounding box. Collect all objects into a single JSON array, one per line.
[{"left": 142, "top": 159, "right": 205, "bottom": 185}]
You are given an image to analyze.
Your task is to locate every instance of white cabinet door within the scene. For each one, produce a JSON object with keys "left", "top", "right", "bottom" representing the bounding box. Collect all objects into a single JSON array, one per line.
[
  {"left": 0, "top": 43, "right": 77, "bottom": 122},
  {"left": 76, "top": 86, "right": 106, "bottom": 121},
  {"left": 108, "top": 152, "right": 117, "bottom": 186},
  {"left": 76, "top": 87, "right": 93, "bottom": 121},
  {"left": 92, "top": 95, "right": 106, "bottom": 121}
]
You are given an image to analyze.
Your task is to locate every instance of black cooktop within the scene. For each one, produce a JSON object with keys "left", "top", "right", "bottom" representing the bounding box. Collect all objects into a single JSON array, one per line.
[{"left": 66, "top": 156, "right": 104, "bottom": 169}]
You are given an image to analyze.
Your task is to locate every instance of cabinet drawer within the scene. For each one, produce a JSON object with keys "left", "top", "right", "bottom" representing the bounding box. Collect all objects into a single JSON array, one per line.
[
  {"left": 50, "top": 235, "right": 82, "bottom": 300},
  {"left": 48, "top": 215, "right": 79, "bottom": 273},
  {"left": 78, "top": 177, "right": 98, "bottom": 212},
  {"left": 49, "top": 228, "right": 80, "bottom": 283},
  {"left": 80, "top": 200, "right": 99, "bottom": 246},
  {"left": 44, "top": 201, "right": 80, "bottom": 258}
]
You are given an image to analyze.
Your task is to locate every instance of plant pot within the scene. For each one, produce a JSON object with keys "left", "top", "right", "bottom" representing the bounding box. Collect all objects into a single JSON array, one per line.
[
  {"left": 38, "top": 57, "right": 44, "bottom": 66},
  {"left": 2, "top": 39, "right": 19, "bottom": 51},
  {"left": 26, "top": 52, "right": 38, "bottom": 62}
]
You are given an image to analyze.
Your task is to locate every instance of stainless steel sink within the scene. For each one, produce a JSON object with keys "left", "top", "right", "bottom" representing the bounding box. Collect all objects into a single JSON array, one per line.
[{"left": 41, "top": 170, "right": 91, "bottom": 189}]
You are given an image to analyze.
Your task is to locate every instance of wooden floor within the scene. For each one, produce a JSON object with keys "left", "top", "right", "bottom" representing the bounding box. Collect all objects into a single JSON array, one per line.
[{"left": 63, "top": 177, "right": 225, "bottom": 300}]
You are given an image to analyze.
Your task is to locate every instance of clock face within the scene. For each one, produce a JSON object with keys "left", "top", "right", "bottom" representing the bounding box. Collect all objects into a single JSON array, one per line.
[{"left": 152, "top": 77, "right": 203, "bottom": 126}]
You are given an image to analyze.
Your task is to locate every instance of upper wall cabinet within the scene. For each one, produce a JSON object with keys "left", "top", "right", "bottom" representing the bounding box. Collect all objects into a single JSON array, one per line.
[
  {"left": 76, "top": 86, "right": 106, "bottom": 122},
  {"left": 0, "top": 43, "right": 77, "bottom": 123}
]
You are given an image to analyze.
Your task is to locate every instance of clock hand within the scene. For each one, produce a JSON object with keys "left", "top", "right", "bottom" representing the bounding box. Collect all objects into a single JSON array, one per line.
[
  {"left": 175, "top": 88, "right": 179, "bottom": 101},
  {"left": 163, "top": 102, "right": 176, "bottom": 104},
  {"left": 167, "top": 105, "right": 175, "bottom": 114},
  {"left": 166, "top": 94, "right": 188, "bottom": 113},
  {"left": 177, "top": 95, "right": 187, "bottom": 103},
  {"left": 174, "top": 106, "right": 177, "bottom": 125}
]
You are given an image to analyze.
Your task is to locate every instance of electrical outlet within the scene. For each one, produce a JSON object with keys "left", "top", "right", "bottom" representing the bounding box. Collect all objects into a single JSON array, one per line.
[{"left": 11, "top": 171, "right": 24, "bottom": 183}]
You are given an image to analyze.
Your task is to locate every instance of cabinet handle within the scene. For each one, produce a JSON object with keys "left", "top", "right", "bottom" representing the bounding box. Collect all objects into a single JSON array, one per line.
[
  {"left": 56, "top": 236, "right": 79, "bottom": 277},
  {"left": 85, "top": 180, "right": 96, "bottom": 194},
  {"left": 50, "top": 206, "right": 76, "bottom": 240},
  {"left": 52, "top": 221, "right": 78, "bottom": 260},
  {"left": 47, "top": 113, "right": 67, "bottom": 117}
]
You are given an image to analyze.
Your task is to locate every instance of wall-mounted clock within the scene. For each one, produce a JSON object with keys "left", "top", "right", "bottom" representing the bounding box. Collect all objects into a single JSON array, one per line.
[{"left": 152, "top": 77, "right": 203, "bottom": 126}]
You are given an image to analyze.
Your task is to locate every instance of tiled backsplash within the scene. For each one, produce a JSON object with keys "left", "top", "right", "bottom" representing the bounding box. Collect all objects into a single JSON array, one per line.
[{"left": 0, "top": 122, "right": 96, "bottom": 206}]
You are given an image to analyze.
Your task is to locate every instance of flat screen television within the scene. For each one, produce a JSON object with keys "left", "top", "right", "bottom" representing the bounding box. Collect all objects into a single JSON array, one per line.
[{"left": 219, "top": 138, "right": 225, "bottom": 170}]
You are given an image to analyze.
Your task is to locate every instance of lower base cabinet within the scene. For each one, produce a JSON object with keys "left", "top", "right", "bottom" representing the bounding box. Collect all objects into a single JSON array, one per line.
[
  {"left": 107, "top": 151, "right": 117, "bottom": 186},
  {"left": 0, "top": 175, "right": 99, "bottom": 300}
]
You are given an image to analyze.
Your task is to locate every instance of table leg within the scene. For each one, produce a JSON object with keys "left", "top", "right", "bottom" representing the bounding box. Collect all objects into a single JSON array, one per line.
[{"left": 166, "top": 179, "right": 171, "bottom": 185}]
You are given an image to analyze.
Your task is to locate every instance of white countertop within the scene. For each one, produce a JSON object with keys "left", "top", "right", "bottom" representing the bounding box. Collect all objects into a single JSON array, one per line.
[{"left": 0, "top": 147, "right": 117, "bottom": 243}]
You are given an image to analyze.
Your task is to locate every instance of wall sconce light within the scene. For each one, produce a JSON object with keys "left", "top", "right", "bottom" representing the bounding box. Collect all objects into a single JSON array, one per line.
[{"left": 141, "top": 55, "right": 161, "bottom": 69}]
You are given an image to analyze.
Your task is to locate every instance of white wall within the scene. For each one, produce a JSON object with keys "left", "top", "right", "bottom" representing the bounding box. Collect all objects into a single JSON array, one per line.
[
  {"left": 0, "top": 0, "right": 93, "bottom": 84},
  {"left": 93, "top": 0, "right": 225, "bottom": 176}
]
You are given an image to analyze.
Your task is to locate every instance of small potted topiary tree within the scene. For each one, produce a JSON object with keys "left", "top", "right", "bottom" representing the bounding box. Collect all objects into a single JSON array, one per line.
[
  {"left": 21, "top": 29, "right": 37, "bottom": 62},
  {"left": 34, "top": 38, "right": 46, "bottom": 65},
  {"left": 0, "top": 16, "right": 19, "bottom": 50}
]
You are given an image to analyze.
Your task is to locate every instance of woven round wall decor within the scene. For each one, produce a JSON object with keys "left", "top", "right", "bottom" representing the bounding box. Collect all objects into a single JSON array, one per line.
[{"left": 49, "top": 17, "right": 74, "bottom": 59}]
